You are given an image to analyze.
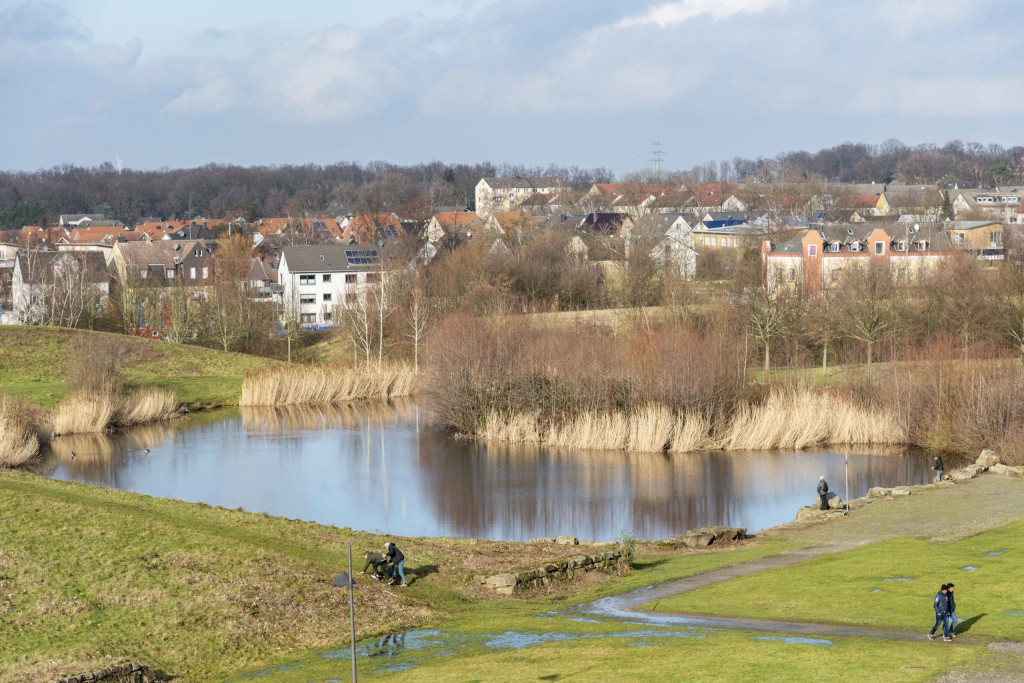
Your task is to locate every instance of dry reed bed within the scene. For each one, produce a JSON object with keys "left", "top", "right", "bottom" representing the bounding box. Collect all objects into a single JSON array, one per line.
[
  {"left": 0, "top": 396, "right": 47, "bottom": 467},
  {"left": 51, "top": 387, "right": 180, "bottom": 436},
  {"left": 479, "top": 389, "right": 907, "bottom": 453},
  {"left": 240, "top": 364, "right": 416, "bottom": 406}
]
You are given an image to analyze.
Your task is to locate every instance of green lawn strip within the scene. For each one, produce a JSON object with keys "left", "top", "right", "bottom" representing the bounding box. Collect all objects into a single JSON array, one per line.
[
  {"left": 0, "top": 326, "right": 273, "bottom": 408},
  {"left": 254, "top": 612, "right": 976, "bottom": 683},
  {"left": 646, "top": 521, "right": 1024, "bottom": 641}
]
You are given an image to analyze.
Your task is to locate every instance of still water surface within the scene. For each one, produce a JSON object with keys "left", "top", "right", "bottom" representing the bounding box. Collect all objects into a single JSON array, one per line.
[{"left": 41, "top": 403, "right": 934, "bottom": 541}]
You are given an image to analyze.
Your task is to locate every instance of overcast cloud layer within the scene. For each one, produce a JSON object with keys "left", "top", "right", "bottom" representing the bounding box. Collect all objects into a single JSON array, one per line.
[{"left": 1, "top": 0, "right": 1021, "bottom": 172}]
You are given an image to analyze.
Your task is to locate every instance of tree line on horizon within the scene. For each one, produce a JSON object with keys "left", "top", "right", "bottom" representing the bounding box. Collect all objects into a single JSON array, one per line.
[{"left": 1, "top": 138, "right": 1022, "bottom": 229}]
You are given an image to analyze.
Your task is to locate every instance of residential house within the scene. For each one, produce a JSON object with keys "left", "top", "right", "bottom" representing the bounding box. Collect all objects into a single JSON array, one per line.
[
  {"left": 278, "top": 244, "right": 385, "bottom": 326},
  {"left": 340, "top": 213, "right": 405, "bottom": 244},
  {"left": 578, "top": 212, "right": 633, "bottom": 237},
  {"left": 109, "top": 239, "right": 214, "bottom": 284},
  {"left": 682, "top": 183, "right": 745, "bottom": 212},
  {"left": 475, "top": 177, "right": 565, "bottom": 218},
  {"left": 950, "top": 189, "right": 1023, "bottom": 224},
  {"left": 876, "top": 189, "right": 944, "bottom": 217},
  {"left": 58, "top": 214, "right": 106, "bottom": 227},
  {"left": 11, "top": 250, "right": 111, "bottom": 324},
  {"left": 650, "top": 214, "right": 697, "bottom": 279},
  {"left": 761, "top": 224, "right": 951, "bottom": 296},
  {"left": 944, "top": 221, "right": 1005, "bottom": 260},
  {"left": 484, "top": 211, "right": 537, "bottom": 237},
  {"left": 424, "top": 211, "right": 484, "bottom": 245},
  {"left": 699, "top": 212, "right": 765, "bottom": 230}
]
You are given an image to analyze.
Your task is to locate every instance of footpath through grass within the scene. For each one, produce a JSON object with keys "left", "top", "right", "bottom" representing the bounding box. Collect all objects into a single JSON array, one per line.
[
  {"left": 649, "top": 520, "right": 1024, "bottom": 640},
  {"left": 0, "top": 326, "right": 273, "bottom": 408}
]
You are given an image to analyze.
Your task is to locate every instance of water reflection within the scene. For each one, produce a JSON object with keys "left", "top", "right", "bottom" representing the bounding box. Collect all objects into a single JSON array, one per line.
[{"left": 43, "top": 403, "right": 934, "bottom": 541}]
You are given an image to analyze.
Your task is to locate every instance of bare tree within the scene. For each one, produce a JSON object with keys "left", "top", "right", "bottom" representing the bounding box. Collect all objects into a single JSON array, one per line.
[
  {"left": 837, "top": 262, "right": 897, "bottom": 370},
  {"left": 743, "top": 276, "right": 795, "bottom": 377}
]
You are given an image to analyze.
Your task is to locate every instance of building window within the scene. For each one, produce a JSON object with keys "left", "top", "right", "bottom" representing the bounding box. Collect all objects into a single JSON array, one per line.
[
  {"left": 952, "top": 233, "right": 964, "bottom": 246},
  {"left": 897, "top": 241, "right": 907, "bottom": 252},
  {"left": 831, "top": 269, "right": 842, "bottom": 281},
  {"left": 345, "top": 273, "right": 357, "bottom": 283},
  {"left": 300, "top": 296, "right": 316, "bottom": 304},
  {"left": 897, "top": 267, "right": 908, "bottom": 281},
  {"left": 829, "top": 242, "right": 840, "bottom": 253},
  {"left": 300, "top": 313, "right": 315, "bottom": 323},
  {"left": 874, "top": 242, "right": 884, "bottom": 255},
  {"left": 992, "top": 231, "right": 1003, "bottom": 245},
  {"left": 202, "top": 267, "right": 208, "bottom": 279},
  {"left": 366, "top": 272, "right": 380, "bottom": 283},
  {"left": 323, "top": 273, "right": 332, "bottom": 282},
  {"left": 787, "top": 268, "right": 795, "bottom": 281},
  {"left": 190, "top": 267, "right": 196, "bottom": 279},
  {"left": 851, "top": 243, "right": 861, "bottom": 252},
  {"left": 323, "top": 293, "right": 332, "bottom": 302},
  {"left": 918, "top": 241, "right": 927, "bottom": 251},
  {"left": 324, "top": 312, "right": 332, "bottom": 322},
  {"left": 299, "top": 274, "right": 315, "bottom": 285},
  {"left": 808, "top": 244, "right": 817, "bottom": 257}
]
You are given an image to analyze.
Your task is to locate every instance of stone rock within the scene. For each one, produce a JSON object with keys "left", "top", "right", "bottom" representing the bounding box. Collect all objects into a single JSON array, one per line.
[
  {"left": 495, "top": 586, "right": 515, "bottom": 595},
  {"left": 949, "top": 470, "right": 976, "bottom": 482},
  {"left": 796, "top": 506, "right": 844, "bottom": 521},
  {"left": 808, "top": 492, "right": 845, "bottom": 509},
  {"left": 484, "top": 574, "right": 516, "bottom": 587},
  {"left": 681, "top": 533, "right": 715, "bottom": 548},
  {"left": 529, "top": 537, "right": 555, "bottom": 544},
  {"left": 977, "top": 449, "right": 1000, "bottom": 467},
  {"left": 991, "top": 464, "right": 1024, "bottom": 478},
  {"left": 687, "top": 526, "right": 747, "bottom": 542},
  {"left": 891, "top": 486, "right": 912, "bottom": 496},
  {"left": 867, "top": 487, "right": 891, "bottom": 498},
  {"left": 591, "top": 541, "right": 618, "bottom": 548},
  {"left": 516, "top": 569, "right": 537, "bottom": 582},
  {"left": 555, "top": 535, "right": 579, "bottom": 545}
]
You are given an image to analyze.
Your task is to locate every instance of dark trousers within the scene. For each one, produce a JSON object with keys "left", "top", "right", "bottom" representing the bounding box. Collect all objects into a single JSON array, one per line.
[{"left": 819, "top": 494, "right": 829, "bottom": 510}]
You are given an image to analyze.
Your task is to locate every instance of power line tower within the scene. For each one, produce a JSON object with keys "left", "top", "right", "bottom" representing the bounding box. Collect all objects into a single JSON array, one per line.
[{"left": 650, "top": 142, "right": 665, "bottom": 178}]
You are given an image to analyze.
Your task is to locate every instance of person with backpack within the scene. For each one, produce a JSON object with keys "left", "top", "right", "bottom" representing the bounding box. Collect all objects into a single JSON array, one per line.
[
  {"left": 817, "top": 476, "right": 830, "bottom": 510},
  {"left": 384, "top": 541, "right": 407, "bottom": 587},
  {"left": 932, "top": 455, "right": 945, "bottom": 483},
  {"left": 927, "top": 584, "right": 952, "bottom": 641}
]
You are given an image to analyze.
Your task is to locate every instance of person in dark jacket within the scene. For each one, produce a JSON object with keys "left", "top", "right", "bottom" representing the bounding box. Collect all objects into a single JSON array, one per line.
[
  {"left": 928, "top": 584, "right": 952, "bottom": 641},
  {"left": 361, "top": 550, "right": 387, "bottom": 579},
  {"left": 947, "top": 583, "right": 958, "bottom": 637},
  {"left": 384, "top": 542, "right": 407, "bottom": 587},
  {"left": 932, "top": 455, "right": 945, "bottom": 483},
  {"left": 817, "top": 476, "right": 829, "bottom": 510}
]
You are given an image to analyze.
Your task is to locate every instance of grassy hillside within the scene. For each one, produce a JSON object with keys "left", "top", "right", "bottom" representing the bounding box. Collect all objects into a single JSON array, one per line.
[{"left": 0, "top": 326, "right": 275, "bottom": 408}]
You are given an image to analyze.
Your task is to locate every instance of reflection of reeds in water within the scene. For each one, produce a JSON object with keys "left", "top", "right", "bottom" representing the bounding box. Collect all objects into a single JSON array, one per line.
[
  {"left": 479, "top": 389, "right": 908, "bottom": 453},
  {"left": 240, "top": 364, "right": 415, "bottom": 406},
  {"left": 241, "top": 401, "right": 408, "bottom": 432},
  {"left": 49, "top": 420, "right": 179, "bottom": 463}
]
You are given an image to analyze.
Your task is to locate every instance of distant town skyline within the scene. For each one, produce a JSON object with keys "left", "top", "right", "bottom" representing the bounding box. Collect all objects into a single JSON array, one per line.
[{"left": 2, "top": 0, "right": 1022, "bottom": 173}]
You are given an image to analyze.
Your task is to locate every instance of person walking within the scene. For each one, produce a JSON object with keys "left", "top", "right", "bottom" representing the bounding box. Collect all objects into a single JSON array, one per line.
[
  {"left": 928, "top": 584, "right": 952, "bottom": 641},
  {"left": 384, "top": 541, "right": 407, "bottom": 587},
  {"left": 947, "top": 583, "right": 958, "bottom": 637},
  {"left": 817, "top": 476, "right": 830, "bottom": 510},
  {"left": 932, "top": 455, "right": 945, "bottom": 483},
  {"left": 361, "top": 549, "right": 388, "bottom": 579}
]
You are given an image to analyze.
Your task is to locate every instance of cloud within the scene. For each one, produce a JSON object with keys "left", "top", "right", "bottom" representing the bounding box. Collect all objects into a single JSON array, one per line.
[
  {"left": 617, "top": 0, "right": 786, "bottom": 28},
  {"left": 0, "top": 0, "right": 88, "bottom": 42}
]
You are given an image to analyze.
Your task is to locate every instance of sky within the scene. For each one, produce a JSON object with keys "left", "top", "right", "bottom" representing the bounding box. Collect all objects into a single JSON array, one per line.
[{"left": 1, "top": 0, "right": 1022, "bottom": 174}]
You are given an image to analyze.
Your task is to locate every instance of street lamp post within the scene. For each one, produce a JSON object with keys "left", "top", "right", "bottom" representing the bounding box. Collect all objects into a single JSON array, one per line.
[
  {"left": 845, "top": 451, "right": 850, "bottom": 512},
  {"left": 332, "top": 546, "right": 358, "bottom": 682}
]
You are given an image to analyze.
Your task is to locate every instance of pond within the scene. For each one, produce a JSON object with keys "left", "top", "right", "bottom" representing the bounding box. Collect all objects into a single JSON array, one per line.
[{"left": 39, "top": 402, "right": 935, "bottom": 541}]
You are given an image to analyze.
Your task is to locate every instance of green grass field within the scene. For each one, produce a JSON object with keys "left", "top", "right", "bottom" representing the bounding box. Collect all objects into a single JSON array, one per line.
[
  {"left": 0, "top": 326, "right": 273, "bottom": 408},
  {"left": 0, "top": 470, "right": 807, "bottom": 682},
  {"left": 649, "top": 521, "right": 1024, "bottom": 641}
]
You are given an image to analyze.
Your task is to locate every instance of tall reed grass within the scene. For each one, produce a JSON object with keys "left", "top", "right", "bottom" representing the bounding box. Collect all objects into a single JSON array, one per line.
[
  {"left": 240, "top": 364, "right": 416, "bottom": 406},
  {"left": 0, "top": 396, "right": 45, "bottom": 468},
  {"left": 478, "top": 389, "right": 907, "bottom": 453},
  {"left": 52, "top": 387, "right": 180, "bottom": 435}
]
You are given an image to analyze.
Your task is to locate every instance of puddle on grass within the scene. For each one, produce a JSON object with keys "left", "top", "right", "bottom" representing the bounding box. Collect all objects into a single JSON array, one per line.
[
  {"left": 753, "top": 636, "right": 832, "bottom": 647},
  {"left": 1006, "top": 610, "right": 1024, "bottom": 618},
  {"left": 881, "top": 577, "right": 914, "bottom": 582},
  {"left": 870, "top": 589, "right": 882, "bottom": 593},
  {"left": 983, "top": 550, "right": 1011, "bottom": 558},
  {"left": 961, "top": 566, "right": 978, "bottom": 571}
]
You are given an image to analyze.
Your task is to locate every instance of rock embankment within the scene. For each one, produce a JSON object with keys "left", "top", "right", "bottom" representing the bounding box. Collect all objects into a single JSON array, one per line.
[
  {"left": 656, "top": 526, "right": 747, "bottom": 549},
  {"left": 476, "top": 550, "right": 625, "bottom": 594}
]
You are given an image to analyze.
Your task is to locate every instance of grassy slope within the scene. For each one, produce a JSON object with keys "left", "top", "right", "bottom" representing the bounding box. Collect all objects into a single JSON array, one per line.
[
  {"left": 0, "top": 326, "right": 274, "bottom": 408},
  {"left": 650, "top": 520, "right": 1024, "bottom": 640},
  {"left": 0, "top": 468, "right": 805, "bottom": 682}
]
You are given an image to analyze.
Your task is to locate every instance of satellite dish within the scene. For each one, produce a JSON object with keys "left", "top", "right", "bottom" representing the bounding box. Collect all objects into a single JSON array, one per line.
[
  {"left": 377, "top": 238, "right": 384, "bottom": 247},
  {"left": 914, "top": 224, "right": 920, "bottom": 232}
]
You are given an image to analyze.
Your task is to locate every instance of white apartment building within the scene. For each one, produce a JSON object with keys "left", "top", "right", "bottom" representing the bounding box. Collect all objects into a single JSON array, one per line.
[
  {"left": 475, "top": 177, "right": 564, "bottom": 218},
  {"left": 278, "top": 244, "right": 384, "bottom": 326}
]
